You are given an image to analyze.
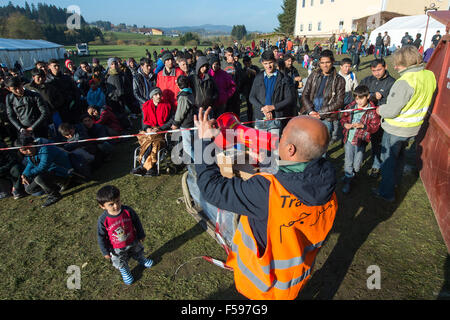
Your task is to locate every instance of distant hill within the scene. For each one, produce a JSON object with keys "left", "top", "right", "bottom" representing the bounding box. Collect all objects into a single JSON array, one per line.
[{"left": 158, "top": 24, "right": 233, "bottom": 35}]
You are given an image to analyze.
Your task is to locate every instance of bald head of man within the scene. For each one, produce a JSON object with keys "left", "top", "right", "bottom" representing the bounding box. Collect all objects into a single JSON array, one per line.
[{"left": 278, "top": 116, "right": 330, "bottom": 162}]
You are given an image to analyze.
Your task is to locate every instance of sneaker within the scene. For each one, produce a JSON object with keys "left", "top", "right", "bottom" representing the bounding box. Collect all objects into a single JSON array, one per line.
[
  {"left": 119, "top": 266, "right": 134, "bottom": 285},
  {"left": 139, "top": 258, "right": 154, "bottom": 269},
  {"left": 131, "top": 166, "right": 146, "bottom": 176},
  {"left": 59, "top": 178, "right": 72, "bottom": 192},
  {"left": 41, "top": 194, "right": 62, "bottom": 208},
  {"left": 145, "top": 167, "right": 158, "bottom": 177},
  {"left": 371, "top": 188, "right": 395, "bottom": 203},
  {"left": 12, "top": 190, "right": 26, "bottom": 200},
  {"left": 369, "top": 168, "right": 380, "bottom": 178},
  {"left": 342, "top": 177, "right": 352, "bottom": 194}
]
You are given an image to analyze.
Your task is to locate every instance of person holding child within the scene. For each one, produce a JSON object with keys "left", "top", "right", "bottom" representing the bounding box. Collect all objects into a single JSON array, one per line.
[
  {"left": 340, "top": 85, "right": 381, "bottom": 194},
  {"left": 97, "top": 185, "right": 153, "bottom": 285}
]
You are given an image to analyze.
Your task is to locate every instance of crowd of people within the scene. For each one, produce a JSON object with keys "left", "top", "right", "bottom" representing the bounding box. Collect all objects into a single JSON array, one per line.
[
  {"left": 0, "top": 32, "right": 439, "bottom": 293},
  {"left": 0, "top": 30, "right": 441, "bottom": 206}
]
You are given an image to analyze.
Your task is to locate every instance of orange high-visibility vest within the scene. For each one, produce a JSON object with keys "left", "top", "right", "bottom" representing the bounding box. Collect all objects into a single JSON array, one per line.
[{"left": 226, "top": 173, "right": 338, "bottom": 300}]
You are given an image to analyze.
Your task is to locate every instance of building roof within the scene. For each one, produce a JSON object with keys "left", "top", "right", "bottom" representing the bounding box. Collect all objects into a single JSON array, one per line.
[
  {"left": 0, "top": 38, "right": 63, "bottom": 51},
  {"left": 428, "top": 10, "right": 450, "bottom": 32}
]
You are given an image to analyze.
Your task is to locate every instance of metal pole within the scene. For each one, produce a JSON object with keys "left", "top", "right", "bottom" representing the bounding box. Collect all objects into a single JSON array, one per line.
[{"left": 423, "top": 12, "right": 431, "bottom": 50}]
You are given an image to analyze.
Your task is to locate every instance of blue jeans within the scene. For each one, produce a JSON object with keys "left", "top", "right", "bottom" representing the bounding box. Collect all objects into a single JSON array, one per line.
[
  {"left": 378, "top": 131, "right": 411, "bottom": 199},
  {"left": 344, "top": 141, "right": 366, "bottom": 178},
  {"left": 254, "top": 119, "right": 282, "bottom": 135},
  {"left": 321, "top": 119, "right": 333, "bottom": 136},
  {"left": 181, "top": 128, "right": 195, "bottom": 163},
  {"left": 370, "top": 128, "right": 384, "bottom": 170}
]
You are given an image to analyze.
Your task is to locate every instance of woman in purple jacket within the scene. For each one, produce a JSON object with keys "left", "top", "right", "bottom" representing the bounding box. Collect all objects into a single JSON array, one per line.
[{"left": 207, "top": 55, "right": 236, "bottom": 118}]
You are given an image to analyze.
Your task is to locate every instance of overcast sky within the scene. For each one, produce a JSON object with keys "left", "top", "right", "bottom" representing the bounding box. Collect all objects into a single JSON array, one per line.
[{"left": 12, "top": 0, "right": 283, "bottom": 32}]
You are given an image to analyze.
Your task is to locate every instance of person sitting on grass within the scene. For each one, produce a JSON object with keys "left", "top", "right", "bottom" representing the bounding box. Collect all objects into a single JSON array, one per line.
[
  {"left": 18, "top": 134, "right": 72, "bottom": 208},
  {"left": 86, "top": 79, "right": 106, "bottom": 108},
  {"left": 87, "top": 105, "right": 123, "bottom": 136},
  {"left": 80, "top": 113, "right": 114, "bottom": 161},
  {"left": 58, "top": 122, "right": 96, "bottom": 165},
  {"left": 340, "top": 85, "right": 381, "bottom": 194},
  {"left": 96, "top": 185, "right": 153, "bottom": 286}
]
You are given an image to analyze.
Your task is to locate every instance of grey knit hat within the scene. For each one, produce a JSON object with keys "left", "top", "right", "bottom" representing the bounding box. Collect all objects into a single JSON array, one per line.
[
  {"left": 149, "top": 87, "right": 162, "bottom": 99},
  {"left": 161, "top": 52, "right": 174, "bottom": 62},
  {"left": 107, "top": 57, "right": 117, "bottom": 68}
]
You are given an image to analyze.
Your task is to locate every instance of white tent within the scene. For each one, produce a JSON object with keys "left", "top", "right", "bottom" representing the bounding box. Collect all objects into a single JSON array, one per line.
[
  {"left": 0, "top": 38, "right": 66, "bottom": 71},
  {"left": 368, "top": 14, "right": 446, "bottom": 51}
]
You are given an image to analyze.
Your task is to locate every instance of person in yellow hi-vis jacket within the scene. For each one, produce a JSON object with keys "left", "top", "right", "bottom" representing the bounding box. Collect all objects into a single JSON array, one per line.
[
  {"left": 374, "top": 46, "right": 436, "bottom": 202},
  {"left": 194, "top": 107, "right": 338, "bottom": 300}
]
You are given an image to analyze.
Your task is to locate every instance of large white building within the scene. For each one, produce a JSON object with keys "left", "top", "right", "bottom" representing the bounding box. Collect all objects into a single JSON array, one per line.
[{"left": 294, "top": 0, "right": 450, "bottom": 37}]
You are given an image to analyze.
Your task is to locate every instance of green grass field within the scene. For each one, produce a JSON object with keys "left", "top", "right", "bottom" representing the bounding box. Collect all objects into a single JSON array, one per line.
[
  {"left": 0, "top": 47, "right": 448, "bottom": 300},
  {"left": 64, "top": 44, "right": 210, "bottom": 66}
]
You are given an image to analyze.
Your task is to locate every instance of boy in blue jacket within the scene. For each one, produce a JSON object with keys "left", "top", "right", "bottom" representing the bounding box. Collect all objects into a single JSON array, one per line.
[{"left": 18, "top": 135, "right": 72, "bottom": 207}]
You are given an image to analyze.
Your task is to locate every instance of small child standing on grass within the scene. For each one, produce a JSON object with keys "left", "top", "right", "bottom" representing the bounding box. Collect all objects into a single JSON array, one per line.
[
  {"left": 96, "top": 185, "right": 153, "bottom": 285},
  {"left": 172, "top": 75, "right": 196, "bottom": 163},
  {"left": 340, "top": 85, "right": 381, "bottom": 194}
]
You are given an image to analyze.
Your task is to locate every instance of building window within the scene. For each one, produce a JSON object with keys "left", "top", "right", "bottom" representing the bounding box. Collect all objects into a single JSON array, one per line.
[
  {"left": 311, "top": 0, "right": 314, "bottom": 6},
  {"left": 318, "top": 21, "right": 322, "bottom": 31},
  {"left": 339, "top": 20, "right": 344, "bottom": 31},
  {"left": 320, "top": 0, "right": 324, "bottom": 4},
  {"left": 300, "top": 24, "right": 304, "bottom": 32},
  {"left": 308, "top": 23, "right": 312, "bottom": 31},
  {"left": 331, "top": 0, "right": 334, "bottom": 2},
  {"left": 302, "top": 0, "right": 306, "bottom": 7}
]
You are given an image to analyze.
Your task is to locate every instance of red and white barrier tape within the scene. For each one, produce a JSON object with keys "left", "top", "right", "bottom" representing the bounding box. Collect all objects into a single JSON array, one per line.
[{"left": 0, "top": 107, "right": 375, "bottom": 152}]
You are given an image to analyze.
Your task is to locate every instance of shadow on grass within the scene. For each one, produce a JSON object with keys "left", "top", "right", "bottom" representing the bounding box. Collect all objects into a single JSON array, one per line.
[
  {"left": 298, "top": 142, "right": 419, "bottom": 300},
  {"left": 437, "top": 255, "right": 450, "bottom": 300},
  {"left": 206, "top": 284, "right": 246, "bottom": 300},
  {"left": 131, "top": 221, "right": 207, "bottom": 282}
]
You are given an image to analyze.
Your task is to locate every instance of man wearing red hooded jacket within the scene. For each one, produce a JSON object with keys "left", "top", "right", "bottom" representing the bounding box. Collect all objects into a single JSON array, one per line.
[{"left": 156, "top": 52, "right": 185, "bottom": 109}]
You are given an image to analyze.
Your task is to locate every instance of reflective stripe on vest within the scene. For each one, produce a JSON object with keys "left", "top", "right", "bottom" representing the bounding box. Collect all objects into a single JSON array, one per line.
[
  {"left": 231, "top": 222, "right": 325, "bottom": 274},
  {"left": 226, "top": 173, "right": 338, "bottom": 300},
  {"left": 384, "top": 69, "right": 436, "bottom": 128}
]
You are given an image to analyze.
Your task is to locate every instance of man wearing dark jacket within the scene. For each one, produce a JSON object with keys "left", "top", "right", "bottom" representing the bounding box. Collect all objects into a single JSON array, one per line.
[
  {"left": 5, "top": 77, "right": 50, "bottom": 138},
  {"left": 73, "top": 61, "right": 92, "bottom": 96},
  {"left": 401, "top": 32, "right": 413, "bottom": 47},
  {"left": 360, "top": 59, "right": 396, "bottom": 178},
  {"left": 189, "top": 56, "right": 218, "bottom": 111},
  {"left": 301, "top": 50, "right": 345, "bottom": 137},
  {"left": 133, "top": 58, "right": 155, "bottom": 107},
  {"left": 25, "top": 68, "right": 66, "bottom": 131},
  {"left": 194, "top": 107, "right": 337, "bottom": 300},
  {"left": 249, "top": 50, "right": 296, "bottom": 132},
  {"left": 242, "top": 56, "right": 260, "bottom": 123},
  {"left": 105, "top": 58, "right": 130, "bottom": 116},
  {"left": 47, "top": 60, "right": 83, "bottom": 124},
  {"left": 375, "top": 33, "right": 383, "bottom": 58}
]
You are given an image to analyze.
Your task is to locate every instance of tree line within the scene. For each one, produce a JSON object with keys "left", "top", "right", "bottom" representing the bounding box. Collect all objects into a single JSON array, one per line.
[{"left": 0, "top": 1, "right": 103, "bottom": 45}]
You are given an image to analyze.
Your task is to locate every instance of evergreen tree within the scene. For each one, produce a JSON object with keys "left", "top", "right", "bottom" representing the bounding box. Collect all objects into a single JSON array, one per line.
[
  {"left": 231, "top": 25, "right": 247, "bottom": 40},
  {"left": 276, "top": 0, "right": 296, "bottom": 34}
]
